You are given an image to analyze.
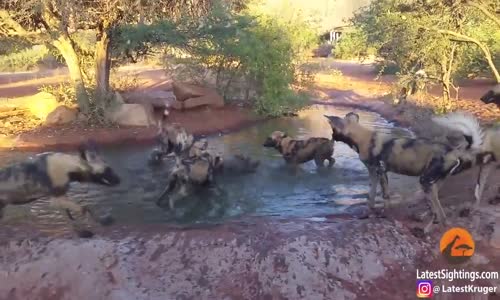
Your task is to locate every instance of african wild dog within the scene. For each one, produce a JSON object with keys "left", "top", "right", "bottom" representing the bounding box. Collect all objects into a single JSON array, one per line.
[
  {"left": 0, "top": 141, "right": 121, "bottom": 237},
  {"left": 480, "top": 84, "right": 500, "bottom": 107},
  {"left": 152, "top": 124, "right": 220, "bottom": 210},
  {"left": 324, "top": 112, "right": 492, "bottom": 232},
  {"left": 262, "top": 131, "right": 335, "bottom": 169},
  {"left": 433, "top": 111, "right": 500, "bottom": 210}
]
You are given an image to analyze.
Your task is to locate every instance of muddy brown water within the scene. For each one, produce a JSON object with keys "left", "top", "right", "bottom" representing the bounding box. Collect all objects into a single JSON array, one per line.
[{"left": 0, "top": 105, "right": 417, "bottom": 233}]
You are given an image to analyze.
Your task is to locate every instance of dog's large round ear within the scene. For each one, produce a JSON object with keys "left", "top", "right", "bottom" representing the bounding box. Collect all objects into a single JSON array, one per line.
[
  {"left": 324, "top": 115, "right": 345, "bottom": 129},
  {"left": 78, "top": 139, "right": 99, "bottom": 161},
  {"left": 345, "top": 112, "right": 360, "bottom": 123}
]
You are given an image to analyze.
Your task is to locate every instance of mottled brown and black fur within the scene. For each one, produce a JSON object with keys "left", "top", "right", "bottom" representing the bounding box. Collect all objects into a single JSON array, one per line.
[
  {"left": 480, "top": 84, "right": 500, "bottom": 107},
  {"left": 263, "top": 131, "right": 335, "bottom": 168},
  {"left": 0, "top": 141, "right": 121, "bottom": 237},
  {"left": 324, "top": 112, "right": 492, "bottom": 230},
  {"left": 433, "top": 112, "right": 500, "bottom": 209},
  {"left": 153, "top": 125, "right": 220, "bottom": 209}
]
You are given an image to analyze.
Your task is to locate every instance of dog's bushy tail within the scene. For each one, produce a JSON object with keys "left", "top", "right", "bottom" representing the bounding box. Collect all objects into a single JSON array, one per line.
[{"left": 432, "top": 111, "right": 484, "bottom": 150}]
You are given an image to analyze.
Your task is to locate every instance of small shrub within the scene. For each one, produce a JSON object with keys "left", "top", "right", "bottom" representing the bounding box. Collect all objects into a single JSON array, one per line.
[
  {"left": 110, "top": 72, "right": 142, "bottom": 92},
  {"left": 39, "top": 83, "right": 76, "bottom": 106},
  {"left": 0, "top": 45, "right": 51, "bottom": 72},
  {"left": 334, "top": 30, "right": 375, "bottom": 60},
  {"left": 0, "top": 36, "right": 33, "bottom": 56}
]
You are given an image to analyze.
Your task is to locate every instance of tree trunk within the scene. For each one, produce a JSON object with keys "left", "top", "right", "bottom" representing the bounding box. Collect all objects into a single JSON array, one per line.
[
  {"left": 440, "top": 44, "right": 457, "bottom": 112},
  {"left": 95, "top": 28, "right": 111, "bottom": 100},
  {"left": 52, "top": 35, "right": 90, "bottom": 113},
  {"left": 426, "top": 28, "right": 500, "bottom": 83}
]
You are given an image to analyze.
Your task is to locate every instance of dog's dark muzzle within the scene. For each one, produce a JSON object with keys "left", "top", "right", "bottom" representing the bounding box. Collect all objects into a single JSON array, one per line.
[
  {"left": 480, "top": 91, "right": 496, "bottom": 104},
  {"left": 262, "top": 138, "right": 275, "bottom": 147}
]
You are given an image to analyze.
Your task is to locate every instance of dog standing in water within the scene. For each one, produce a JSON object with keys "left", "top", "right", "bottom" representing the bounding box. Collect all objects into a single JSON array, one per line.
[
  {"left": 0, "top": 141, "right": 121, "bottom": 237},
  {"left": 263, "top": 131, "right": 335, "bottom": 170},
  {"left": 324, "top": 112, "right": 492, "bottom": 232}
]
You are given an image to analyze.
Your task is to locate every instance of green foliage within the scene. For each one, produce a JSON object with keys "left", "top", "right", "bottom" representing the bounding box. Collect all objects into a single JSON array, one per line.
[
  {"left": 334, "top": 30, "right": 375, "bottom": 60},
  {"left": 354, "top": 0, "right": 500, "bottom": 80},
  {"left": 0, "top": 45, "right": 52, "bottom": 72},
  {"left": 39, "top": 83, "right": 76, "bottom": 106},
  {"left": 0, "top": 36, "right": 33, "bottom": 56},
  {"left": 150, "top": 3, "right": 316, "bottom": 116}
]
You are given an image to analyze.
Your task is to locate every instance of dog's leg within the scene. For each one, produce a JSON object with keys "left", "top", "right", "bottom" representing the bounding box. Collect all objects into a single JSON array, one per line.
[
  {"left": 0, "top": 203, "right": 4, "bottom": 219},
  {"left": 50, "top": 196, "right": 95, "bottom": 238},
  {"left": 156, "top": 173, "right": 180, "bottom": 208},
  {"left": 429, "top": 183, "right": 448, "bottom": 226},
  {"left": 367, "top": 167, "right": 379, "bottom": 209},
  {"left": 327, "top": 157, "right": 335, "bottom": 168},
  {"left": 474, "top": 164, "right": 494, "bottom": 209},
  {"left": 314, "top": 157, "right": 325, "bottom": 169},
  {"left": 169, "top": 183, "right": 189, "bottom": 210},
  {"left": 379, "top": 171, "right": 390, "bottom": 207}
]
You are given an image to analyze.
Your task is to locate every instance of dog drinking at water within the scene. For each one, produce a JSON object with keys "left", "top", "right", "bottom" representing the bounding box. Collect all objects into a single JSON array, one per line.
[
  {"left": 262, "top": 131, "right": 335, "bottom": 169},
  {"left": 153, "top": 124, "right": 221, "bottom": 209},
  {"left": 0, "top": 140, "right": 121, "bottom": 237},
  {"left": 324, "top": 112, "right": 493, "bottom": 232}
]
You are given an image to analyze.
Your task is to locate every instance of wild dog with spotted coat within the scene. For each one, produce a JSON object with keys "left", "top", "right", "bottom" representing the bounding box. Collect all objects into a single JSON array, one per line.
[
  {"left": 480, "top": 84, "right": 500, "bottom": 107},
  {"left": 0, "top": 141, "right": 121, "bottom": 237},
  {"left": 433, "top": 111, "right": 500, "bottom": 210},
  {"left": 324, "top": 112, "right": 492, "bottom": 230},
  {"left": 262, "top": 131, "right": 335, "bottom": 169},
  {"left": 153, "top": 124, "right": 220, "bottom": 210}
]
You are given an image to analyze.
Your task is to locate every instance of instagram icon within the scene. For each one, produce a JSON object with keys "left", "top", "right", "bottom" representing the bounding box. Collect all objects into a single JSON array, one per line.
[{"left": 417, "top": 280, "right": 433, "bottom": 298}]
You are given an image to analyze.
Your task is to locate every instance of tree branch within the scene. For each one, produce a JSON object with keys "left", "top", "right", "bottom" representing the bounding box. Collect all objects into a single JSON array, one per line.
[
  {"left": 466, "top": 1, "right": 500, "bottom": 28},
  {"left": 422, "top": 27, "right": 500, "bottom": 83},
  {"left": 0, "top": 10, "right": 28, "bottom": 35}
]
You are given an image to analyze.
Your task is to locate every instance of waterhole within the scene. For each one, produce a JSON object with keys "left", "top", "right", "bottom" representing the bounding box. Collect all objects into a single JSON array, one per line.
[{"left": 0, "top": 105, "right": 417, "bottom": 232}]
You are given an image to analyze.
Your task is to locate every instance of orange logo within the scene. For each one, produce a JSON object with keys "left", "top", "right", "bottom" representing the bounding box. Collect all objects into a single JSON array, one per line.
[{"left": 440, "top": 227, "right": 475, "bottom": 264}]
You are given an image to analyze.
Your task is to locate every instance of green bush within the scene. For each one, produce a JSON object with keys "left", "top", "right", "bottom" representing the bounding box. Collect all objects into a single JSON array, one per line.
[
  {"left": 115, "top": 1, "right": 318, "bottom": 116},
  {"left": 0, "top": 45, "right": 51, "bottom": 72},
  {"left": 0, "top": 36, "right": 33, "bottom": 56},
  {"left": 334, "top": 30, "right": 375, "bottom": 60},
  {"left": 39, "top": 83, "right": 76, "bottom": 106},
  {"left": 160, "top": 5, "right": 315, "bottom": 116}
]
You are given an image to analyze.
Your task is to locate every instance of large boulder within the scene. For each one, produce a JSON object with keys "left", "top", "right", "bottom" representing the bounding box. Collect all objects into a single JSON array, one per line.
[
  {"left": 0, "top": 92, "right": 59, "bottom": 120},
  {"left": 45, "top": 105, "right": 78, "bottom": 126},
  {"left": 107, "top": 103, "right": 155, "bottom": 127},
  {"left": 172, "top": 82, "right": 224, "bottom": 109}
]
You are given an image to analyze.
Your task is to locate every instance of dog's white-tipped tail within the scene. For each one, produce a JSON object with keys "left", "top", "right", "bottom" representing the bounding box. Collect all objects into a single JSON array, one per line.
[{"left": 432, "top": 111, "right": 484, "bottom": 150}]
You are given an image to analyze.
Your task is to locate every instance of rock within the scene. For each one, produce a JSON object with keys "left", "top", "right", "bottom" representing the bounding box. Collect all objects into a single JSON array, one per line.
[
  {"left": 171, "top": 82, "right": 224, "bottom": 109},
  {"left": 0, "top": 92, "right": 59, "bottom": 120},
  {"left": 45, "top": 106, "right": 78, "bottom": 126},
  {"left": 172, "top": 82, "right": 205, "bottom": 102},
  {"left": 107, "top": 103, "right": 155, "bottom": 127},
  {"left": 114, "top": 91, "right": 125, "bottom": 105},
  {"left": 123, "top": 90, "right": 176, "bottom": 107}
]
